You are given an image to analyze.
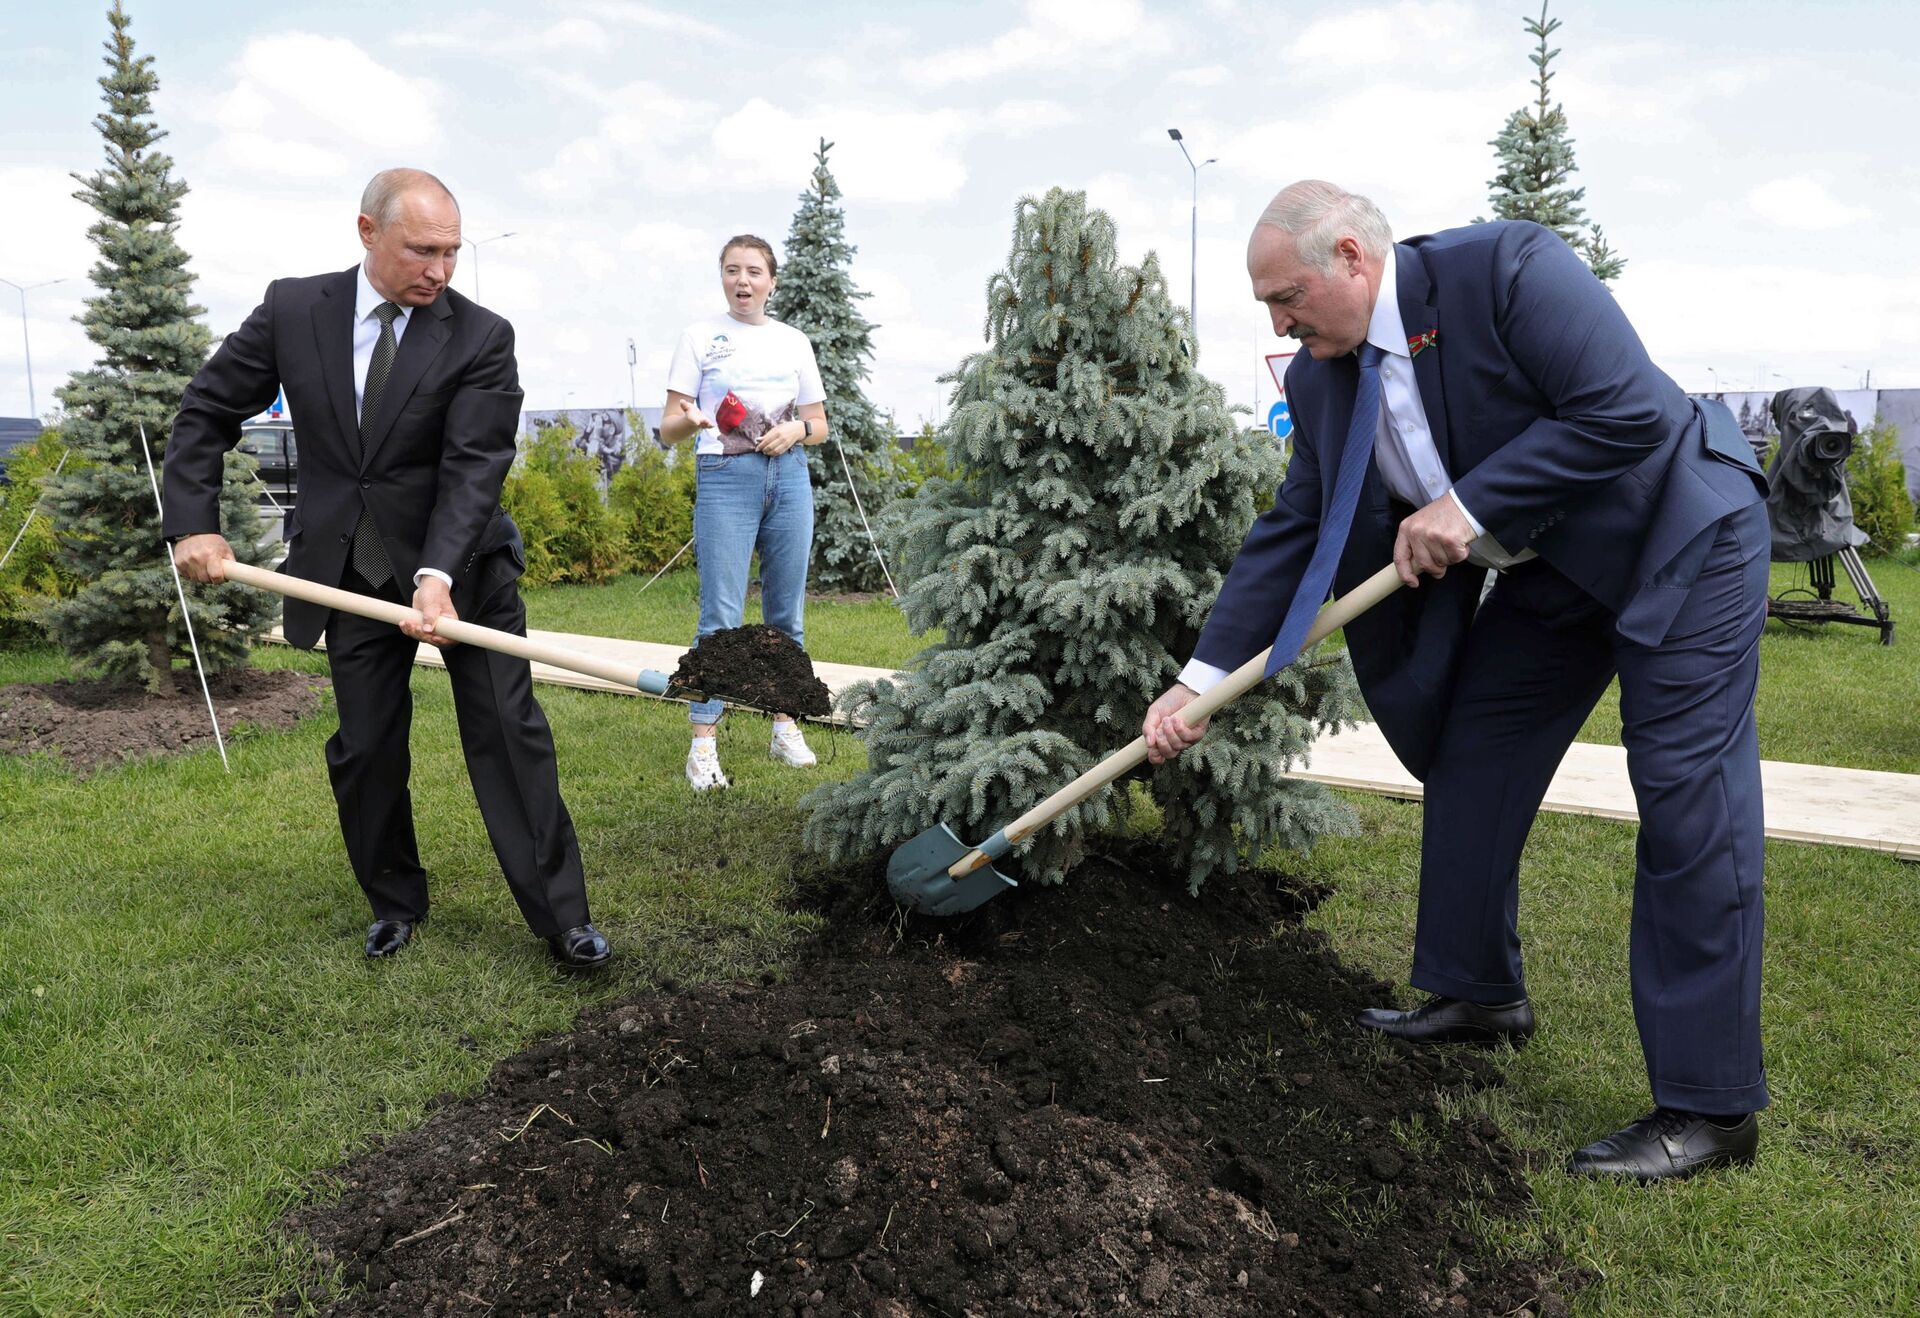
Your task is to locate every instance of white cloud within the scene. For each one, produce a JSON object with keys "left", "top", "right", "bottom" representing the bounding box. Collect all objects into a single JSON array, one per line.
[
  {"left": 1618, "top": 259, "right": 1920, "bottom": 365},
  {"left": 1291, "top": 1, "right": 1500, "bottom": 73},
  {"left": 620, "top": 219, "right": 711, "bottom": 263},
  {"left": 188, "top": 33, "right": 441, "bottom": 182},
  {"left": 907, "top": 0, "right": 1175, "bottom": 87},
  {"left": 1166, "top": 65, "right": 1231, "bottom": 88},
  {"left": 533, "top": 93, "right": 975, "bottom": 206},
  {"left": 713, "top": 101, "right": 973, "bottom": 203},
  {"left": 393, "top": 15, "right": 610, "bottom": 54},
  {"left": 1211, "top": 80, "right": 1515, "bottom": 224},
  {"left": 572, "top": 0, "right": 730, "bottom": 44},
  {"left": 986, "top": 100, "right": 1077, "bottom": 135},
  {"left": 0, "top": 166, "right": 115, "bottom": 418},
  {"left": 1747, "top": 176, "right": 1872, "bottom": 230}
]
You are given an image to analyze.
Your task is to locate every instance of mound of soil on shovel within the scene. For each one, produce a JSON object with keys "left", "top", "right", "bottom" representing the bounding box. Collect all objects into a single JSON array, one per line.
[
  {"left": 284, "top": 846, "right": 1577, "bottom": 1316},
  {"left": 0, "top": 667, "right": 327, "bottom": 774},
  {"left": 672, "top": 624, "right": 832, "bottom": 718}
]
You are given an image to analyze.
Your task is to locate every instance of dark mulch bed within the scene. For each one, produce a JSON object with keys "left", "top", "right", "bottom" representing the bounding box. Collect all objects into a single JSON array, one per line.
[
  {"left": 673, "top": 624, "right": 832, "bottom": 718},
  {"left": 0, "top": 667, "right": 328, "bottom": 773},
  {"left": 281, "top": 847, "right": 1577, "bottom": 1316}
]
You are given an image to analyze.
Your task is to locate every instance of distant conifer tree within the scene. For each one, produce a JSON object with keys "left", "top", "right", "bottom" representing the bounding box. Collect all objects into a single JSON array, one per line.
[
  {"left": 41, "top": 1, "right": 276, "bottom": 692},
  {"left": 769, "top": 139, "right": 908, "bottom": 593},
  {"left": 1483, "top": 1, "right": 1627, "bottom": 283}
]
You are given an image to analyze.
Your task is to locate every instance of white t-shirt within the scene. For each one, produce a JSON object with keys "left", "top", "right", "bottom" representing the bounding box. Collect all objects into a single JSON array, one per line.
[{"left": 666, "top": 314, "right": 826, "bottom": 456}]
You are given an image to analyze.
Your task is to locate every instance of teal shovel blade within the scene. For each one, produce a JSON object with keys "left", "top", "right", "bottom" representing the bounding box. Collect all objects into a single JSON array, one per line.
[{"left": 885, "top": 823, "right": 1019, "bottom": 917}]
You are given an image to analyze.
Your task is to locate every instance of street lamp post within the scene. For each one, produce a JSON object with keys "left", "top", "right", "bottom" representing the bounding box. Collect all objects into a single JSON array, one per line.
[
  {"left": 626, "top": 338, "right": 638, "bottom": 414},
  {"left": 461, "top": 231, "right": 516, "bottom": 304},
  {"left": 1166, "top": 129, "right": 1216, "bottom": 342},
  {"left": 0, "top": 276, "right": 67, "bottom": 419}
]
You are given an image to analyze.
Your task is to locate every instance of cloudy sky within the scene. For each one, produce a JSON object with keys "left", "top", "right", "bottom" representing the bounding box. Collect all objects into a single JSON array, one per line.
[{"left": 2, "top": 0, "right": 1915, "bottom": 429}]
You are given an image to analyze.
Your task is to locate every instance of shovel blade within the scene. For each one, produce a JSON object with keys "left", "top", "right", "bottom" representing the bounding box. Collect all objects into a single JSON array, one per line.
[{"left": 886, "top": 823, "right": 1018, "bottom": 917}]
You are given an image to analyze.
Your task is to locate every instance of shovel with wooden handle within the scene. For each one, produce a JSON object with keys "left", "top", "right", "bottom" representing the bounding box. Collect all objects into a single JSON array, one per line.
[
  {"left": 221, "top": 559, "right": 698, "bottom": 701},
  {"left": 885, "top": 563, "right": 1406, "bottom": 917}
]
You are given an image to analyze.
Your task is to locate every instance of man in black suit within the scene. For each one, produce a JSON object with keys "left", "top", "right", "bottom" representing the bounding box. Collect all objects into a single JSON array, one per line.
[{"left": 166, "top": 167, "right": 610, "bottom": 968}]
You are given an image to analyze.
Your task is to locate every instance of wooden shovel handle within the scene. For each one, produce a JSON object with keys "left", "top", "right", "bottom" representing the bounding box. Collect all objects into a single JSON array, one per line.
[
  {"left": 952, "top": 564, "right": 1404, "bottom": 878},
  {"left": 221, "top": 559, "right": 669, "bottom": 693}
]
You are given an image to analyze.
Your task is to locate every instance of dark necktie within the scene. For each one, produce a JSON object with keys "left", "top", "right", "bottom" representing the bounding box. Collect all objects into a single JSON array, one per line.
[
  {"left": 351, "top": 301, "right": 402, "bottom": 587},
  {"left": 1264, "top": 340, "right": 1385, "bottom": 677}
]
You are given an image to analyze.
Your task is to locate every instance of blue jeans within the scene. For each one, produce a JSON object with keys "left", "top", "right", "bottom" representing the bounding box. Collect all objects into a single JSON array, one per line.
[{"left": 688, "top": 448, "right": 813, "bottom": 724}]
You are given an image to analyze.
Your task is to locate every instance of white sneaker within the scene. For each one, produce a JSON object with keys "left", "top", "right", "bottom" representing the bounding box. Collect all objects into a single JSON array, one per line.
[
  {"left": 769, "top": 721, "right": 817, "bottom": 768},
  {"left": 685, "top": 743, "right": 730, "bottom": 791}
]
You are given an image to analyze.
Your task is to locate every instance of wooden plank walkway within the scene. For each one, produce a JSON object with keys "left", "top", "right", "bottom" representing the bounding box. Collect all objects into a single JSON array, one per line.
[{"left": 272, "top": 627, "right": 1920, "bottom": 862}]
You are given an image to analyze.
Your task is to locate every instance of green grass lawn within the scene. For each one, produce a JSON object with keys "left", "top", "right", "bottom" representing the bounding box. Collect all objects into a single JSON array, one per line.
[
  {"left": 0, "top": 641, "right": 844, "bottom": 1314},
  {"left": 1, "top": 553, "right": 1915, "bottom": 1314},
  {"left": 523, "top": 564, "right": 937, "bottom": 671},
  {"left": 527, "top": 559, "right": 1920, "bottom": 771},
  {"left": 1576, "top": 556, "right": 1920, "bottom": 771}
]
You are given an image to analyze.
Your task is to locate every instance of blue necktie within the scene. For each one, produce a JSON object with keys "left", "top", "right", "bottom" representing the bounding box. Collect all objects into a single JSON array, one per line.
[{"left": 1264, "top": 341, "right": 1384, "bottom": 677}]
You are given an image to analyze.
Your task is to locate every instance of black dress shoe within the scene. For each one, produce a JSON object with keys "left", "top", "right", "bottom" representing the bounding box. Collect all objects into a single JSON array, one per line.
[
  {"left": 1355, "top": 994, "right": 1536, "bottom": 1047},
  {"left": 547, "top": 923, "right": 612, "bottom": 969},
  {"left": 1568, "top": 1108, "right": 1758, "bottom": 1182},
  {"left": 364, "top": 918, "right": 416, "bottom": 959}
]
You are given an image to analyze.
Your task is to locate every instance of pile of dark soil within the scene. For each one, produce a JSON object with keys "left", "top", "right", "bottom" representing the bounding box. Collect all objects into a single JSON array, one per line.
[
  {"left": 0, "top": 667, "right": 327, "bottom": 773},
  {"left": 283, "top": 848, "right": 1575, "bottom": 1316},
  {"left": 672, "top": 624, "right": 832, "bottom": 718}
]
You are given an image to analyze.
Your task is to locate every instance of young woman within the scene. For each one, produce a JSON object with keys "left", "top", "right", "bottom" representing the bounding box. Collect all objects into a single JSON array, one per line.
[{"left": 661, "top": 235, "right": 829, "bottom": 789}]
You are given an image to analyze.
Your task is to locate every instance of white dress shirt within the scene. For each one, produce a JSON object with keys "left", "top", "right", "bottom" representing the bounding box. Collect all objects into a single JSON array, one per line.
[
  {"left": 1176, "top": 252, "right": 1529, "bottom": 694},
  {"left": 354, "top": 264, "right": 451, "bottom": 589}
]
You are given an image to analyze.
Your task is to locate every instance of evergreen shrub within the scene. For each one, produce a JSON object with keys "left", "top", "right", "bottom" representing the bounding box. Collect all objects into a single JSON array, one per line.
[
  {"left": 1846, "top": 423, "right": 1914, "bottom": 554},
  {"left": 503, "top": 422, "right": 629, "bottom": 586},
  {"left": 608, "top": 435, "right": 696, "bottom": 572},
  {"left": 0, "top": 431, "right": 85, "bottom": 642},
  {"left": 41, "top": 1, "right": 277, "bottom": 692},
  {"left": 804, "top": 189, "right": 1359, "bottom": 892}
]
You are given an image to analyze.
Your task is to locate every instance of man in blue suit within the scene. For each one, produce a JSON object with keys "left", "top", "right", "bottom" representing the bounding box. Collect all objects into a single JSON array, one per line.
[{"left": 1144, "top": 181, "right": 1771, "bottom": 1182}]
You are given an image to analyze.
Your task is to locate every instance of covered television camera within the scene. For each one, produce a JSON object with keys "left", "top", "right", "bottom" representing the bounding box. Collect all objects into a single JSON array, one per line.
[
  {"left": 1765, "top": 387, "right": 1867, "bottom": 560},
  {"left": 1762, "top": 386, "right": 1892, "bottom": 643}
]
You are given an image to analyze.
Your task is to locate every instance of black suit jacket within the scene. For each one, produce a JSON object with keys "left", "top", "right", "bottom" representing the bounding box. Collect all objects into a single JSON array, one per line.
[{"left": 165, "top": 266, "right": 526, "bottom": 647}]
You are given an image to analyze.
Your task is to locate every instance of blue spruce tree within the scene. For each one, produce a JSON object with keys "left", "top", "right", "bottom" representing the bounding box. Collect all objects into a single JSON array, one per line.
[
  {"left": 40, "top": 2, "right": 277, "bottom": 694},
  {"left": 1483, "top": 0, "right": 1626, "bottom": 283},
  {"left": 769, "top": 139, "right": 907, "bottom": 593},
  {"left": 805, "top": 190, "right": 1358, "bottom": 890}
]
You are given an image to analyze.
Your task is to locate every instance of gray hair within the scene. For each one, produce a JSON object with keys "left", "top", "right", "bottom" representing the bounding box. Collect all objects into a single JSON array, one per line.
[
  {"left": 359, "top": 167, "right": 458, "bottom": 228},
  {"left": 1255, "top": 180, "right": 1393, "bottom": 272}
]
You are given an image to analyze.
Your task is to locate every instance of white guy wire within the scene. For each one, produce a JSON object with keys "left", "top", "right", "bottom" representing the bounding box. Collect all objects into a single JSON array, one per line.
[
  {"left": 829, "top": 435, "right": 899, "bottom": 599},
  {"left": 138, "top": 422, "right": 229, "bottom": 772},
  {"left": 633, "top": 535, "right": 693, "bottom": 597}
]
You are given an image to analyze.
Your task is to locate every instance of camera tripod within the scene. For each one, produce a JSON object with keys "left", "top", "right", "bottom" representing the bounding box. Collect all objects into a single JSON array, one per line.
[{"left": 1768, "top": 545, "right": 1895, "bottom": 645}]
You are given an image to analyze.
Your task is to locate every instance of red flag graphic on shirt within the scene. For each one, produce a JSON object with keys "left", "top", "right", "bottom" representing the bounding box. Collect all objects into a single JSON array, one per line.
[{"left": 715, "top": 391, "right": 748, "bottom": 433}]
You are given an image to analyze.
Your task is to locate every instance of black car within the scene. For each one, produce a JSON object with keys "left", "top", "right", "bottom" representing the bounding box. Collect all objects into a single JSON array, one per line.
[{"left": 238, "top": 421, "right": 297, "bottom": 510}]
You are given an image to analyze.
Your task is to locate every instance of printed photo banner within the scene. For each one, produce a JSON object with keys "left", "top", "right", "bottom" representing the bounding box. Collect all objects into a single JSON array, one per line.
[{"left": 518, "top": 407, "right": 668, "bottom": 484}]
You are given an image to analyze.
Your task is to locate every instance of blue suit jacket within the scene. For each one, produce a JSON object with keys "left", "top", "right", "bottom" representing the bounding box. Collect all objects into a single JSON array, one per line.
[{"left": 1194, "top": 221, "right": 1765, "bottom": 779}]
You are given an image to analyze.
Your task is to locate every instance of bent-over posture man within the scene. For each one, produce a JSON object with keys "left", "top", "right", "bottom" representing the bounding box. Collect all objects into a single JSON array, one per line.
[
  {"left": 166, "top": 168, "right": 610, "bottom": 969},
  {"left": 1144, "top": 181, "right": 1770, "bottom": 1181}
]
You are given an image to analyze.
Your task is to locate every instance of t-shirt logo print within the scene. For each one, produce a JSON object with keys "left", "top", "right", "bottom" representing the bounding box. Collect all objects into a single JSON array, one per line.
[{"left": 718, "top": 394, "right": 796, "bottom": 456}]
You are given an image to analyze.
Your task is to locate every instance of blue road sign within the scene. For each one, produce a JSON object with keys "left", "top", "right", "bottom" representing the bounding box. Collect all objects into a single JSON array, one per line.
[{"left": 1267, "top": 399, "right": 1293, "bottom": 440}]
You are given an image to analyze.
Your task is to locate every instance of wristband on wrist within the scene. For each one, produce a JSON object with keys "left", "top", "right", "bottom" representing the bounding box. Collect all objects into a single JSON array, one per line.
[{"left": 802, "top": 418, "right": 814, "bottom": 441}]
